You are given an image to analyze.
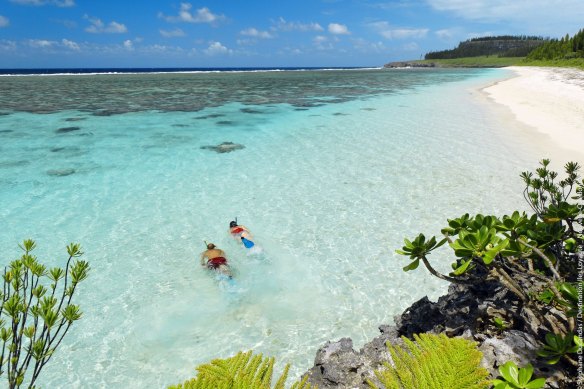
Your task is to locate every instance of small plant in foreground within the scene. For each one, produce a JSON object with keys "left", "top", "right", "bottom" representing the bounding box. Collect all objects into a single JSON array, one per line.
[
  {"left": 492, "top": 361, "right": 545, "bottom": 389},
  {"left": 0, "top": 240, "right": 89, "bottom": 389},
  {"left": 368, "top": 333, "right": 490, "bottom": 389},
  {"left": 536, "top": 332, "right": 582, "bottom": 365},
  {"left": 169, "top": 350, "right": 315, "bottom": 389},
  {"left": 492, "top": 317, "right": 509, "bottom": 332}
]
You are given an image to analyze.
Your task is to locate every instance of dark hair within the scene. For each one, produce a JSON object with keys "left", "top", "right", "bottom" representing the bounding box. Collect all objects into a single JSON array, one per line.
[
  {"left": 229, "top": 221, "right": 237, "bottom": 228},
  {"left": 207, "top": 243, "right": 215, "bottom": 249}
]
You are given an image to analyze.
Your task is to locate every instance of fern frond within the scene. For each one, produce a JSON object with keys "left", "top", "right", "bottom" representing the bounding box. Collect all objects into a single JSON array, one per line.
[
  {"left": 374, "top": 333, "right": 490, "bottom": 389},
  {"left": 274, "top": 364, "right": 291, "bottom": 389},
  {"left": 168, "top": 350, "right": 313, "bottom": 389}
]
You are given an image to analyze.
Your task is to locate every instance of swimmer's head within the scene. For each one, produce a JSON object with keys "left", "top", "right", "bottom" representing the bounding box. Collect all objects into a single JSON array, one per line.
[
  {"left": 207, "top": 243, "right": 215, "bottom": 250},
  {"left": 229, "top": 221, "right": 237, "bottom": 228}
]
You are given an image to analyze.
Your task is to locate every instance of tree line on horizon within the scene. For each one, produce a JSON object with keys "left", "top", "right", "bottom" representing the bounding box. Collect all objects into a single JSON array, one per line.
[
  {"left": 526, "top": 28, "right": 584, "bottom": 60},
  {"left": 425, "top": 29, "right": 583, "bottom": 60}
]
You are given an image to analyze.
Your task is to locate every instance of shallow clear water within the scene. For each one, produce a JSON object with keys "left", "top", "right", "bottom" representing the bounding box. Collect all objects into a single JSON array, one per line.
[{"left": 0, "top": 69, "right": 544, "bottom": 387}]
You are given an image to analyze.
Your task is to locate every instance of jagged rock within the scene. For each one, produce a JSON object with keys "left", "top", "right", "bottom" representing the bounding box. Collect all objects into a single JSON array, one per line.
[
  {"left": 476, "top": 330, "right": 574, "bottom": 389},
  {"left": 304, "top": 273, "right": 576, "bottom": 388},
  {"left": 304, "top": 326, "right": 401, "bottom": 389},
  {"left": 477, "top": 330, "right": 539, "bottom": 374},
  {"left": 200, "top": 141, "right": 245, "bottom": 154}
]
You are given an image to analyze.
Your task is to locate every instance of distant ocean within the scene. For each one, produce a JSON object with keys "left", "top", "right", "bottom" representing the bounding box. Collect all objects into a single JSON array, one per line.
[
  {"left": 0, "top": 66, "right": 367, "bottom": 76},
  {"left": 0, "top": 67, "right": 545, "bottom": 388}
]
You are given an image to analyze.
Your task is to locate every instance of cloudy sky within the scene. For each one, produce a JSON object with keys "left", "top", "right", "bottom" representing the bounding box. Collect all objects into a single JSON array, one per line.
[{"left": 0, "top": 0, "right": 582, "bottom": 68}]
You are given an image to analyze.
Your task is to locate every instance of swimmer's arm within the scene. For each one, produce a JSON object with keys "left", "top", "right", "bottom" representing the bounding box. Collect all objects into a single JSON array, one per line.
[{"left": 200, "top": 252, "right": 207, "bottom": 266}]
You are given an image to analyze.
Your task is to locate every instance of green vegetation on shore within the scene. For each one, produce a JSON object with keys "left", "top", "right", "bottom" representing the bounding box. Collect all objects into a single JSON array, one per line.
[
  {"left": 415, "top": 56, "right": 523, "bottom": 68},
  {"left": 520, "top": 58, "right": 584, "bottom": 70},
  {"left": 425, "top": 35, "right": 545, "bottom": 60},
  {"left": 394, "top": 27, "right": 584, "bottom": 69}
]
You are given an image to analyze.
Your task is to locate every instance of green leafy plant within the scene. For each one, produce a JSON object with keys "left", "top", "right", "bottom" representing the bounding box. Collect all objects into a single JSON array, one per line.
[
  {"left": 492, "top": 317, "right": 509, "bottom": 332},
  {"left": 556, "top": 282, "right": 584, "bottom": 317},
  {"left": 0, "top": 239, "right": 89, "bottom": 389},
  {"left": 169, "top": 350, "right": 315, "bottom": 389},
  {"left": 368, "top": 333, "right": 490, "bottom": 389},
  {"left": 536, "top": 332, "right": 582, "bottom": 365},
  {"left": 395, "top": 160, "right": 583, "bottom": 367},
  {"left": 492, "top": 361, "right": 545, "bottom": 389}
]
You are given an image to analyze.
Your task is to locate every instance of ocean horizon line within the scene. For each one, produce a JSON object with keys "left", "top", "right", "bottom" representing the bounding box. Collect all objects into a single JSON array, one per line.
[{"left": 0, "top": 66, "right": 382, "bottom": 77}]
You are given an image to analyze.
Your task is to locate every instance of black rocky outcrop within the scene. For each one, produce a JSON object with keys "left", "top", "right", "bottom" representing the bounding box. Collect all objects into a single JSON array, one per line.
[{"left": 303, "top": 275, "right": 577, "bottom": 388}]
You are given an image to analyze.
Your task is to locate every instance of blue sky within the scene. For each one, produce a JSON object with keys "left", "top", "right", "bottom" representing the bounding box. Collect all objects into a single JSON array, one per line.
[{"left": 0, "top": 0, "right": 582, "bottom": 68}]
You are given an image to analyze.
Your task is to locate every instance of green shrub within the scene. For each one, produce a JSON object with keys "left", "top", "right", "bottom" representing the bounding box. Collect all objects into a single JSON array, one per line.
[
  {"left": 169, "top": 350, "right": 315, "bottom": 389},
  {"left": 0, "top": 240, "right": 89, "bottom": 389},
  {"left": 492, "top": 361, "right": 545, "bottom": 389},
  {"left": 368, "top": 333, "right": 490, "bottom": 389},
  {"left": 396, "top": 160, "right": 583, "bottom": 367}
]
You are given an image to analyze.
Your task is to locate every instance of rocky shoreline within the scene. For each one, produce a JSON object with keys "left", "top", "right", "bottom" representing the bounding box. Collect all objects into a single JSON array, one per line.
[{"left": 302, "top": 273, "right": 578, "bottom": 388}]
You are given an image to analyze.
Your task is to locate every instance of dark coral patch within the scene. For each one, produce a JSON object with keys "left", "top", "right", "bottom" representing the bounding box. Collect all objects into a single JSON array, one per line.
[
  {"left": 200, "top": 142, "right": 245, "bottom": 154},
  {"left": 56, "top": 126, "right": 81, "bottom": 134}
]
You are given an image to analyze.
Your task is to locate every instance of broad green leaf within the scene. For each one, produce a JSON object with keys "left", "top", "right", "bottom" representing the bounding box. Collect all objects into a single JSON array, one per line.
[
  {"left": 493, "top": 381, "right": 511, "bottom": 389},
  {"left": 545, "top": 355, "right": 561, "bottom": 365},
  {"left": 525, "top": 378, "right": 546, "bottom": 389},
  {"left": 452, "top": 259, "right": 473, "bottom": 276},
  {"left": 517, "top": 363, "right": 533, "bottom": 385},
  {"left": 402, "top": 259, "right": 420, "bottom": 272},
  {"left": 483, "top": 239, "right": 509, "bottom": 265},
  {"left": 499, "top": 361, "right": 519, "bottom": 385}
]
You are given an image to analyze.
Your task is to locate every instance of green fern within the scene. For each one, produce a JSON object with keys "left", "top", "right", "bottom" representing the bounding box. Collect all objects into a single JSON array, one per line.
[
  {"left": 369, "top": 333, "right": 491, "bottom": 389},
  {"left": 169, "top": 350, "right": 316, "bottom": 389}
]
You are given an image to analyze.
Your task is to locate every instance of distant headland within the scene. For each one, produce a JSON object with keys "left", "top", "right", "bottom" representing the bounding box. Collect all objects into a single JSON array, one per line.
[{"left": 385, "top": 28, "right": 584, "bottom": 69}]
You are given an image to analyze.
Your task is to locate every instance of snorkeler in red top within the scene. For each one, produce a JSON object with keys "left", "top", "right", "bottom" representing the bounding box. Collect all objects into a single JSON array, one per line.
[{"left": 229, "top": 220, "right": 255, "bottom": 249}]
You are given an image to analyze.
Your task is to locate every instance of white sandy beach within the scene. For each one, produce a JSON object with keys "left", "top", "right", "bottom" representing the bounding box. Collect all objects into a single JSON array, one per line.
[{"left": 483, "top": 66, "right": 584, "bottom": 164}]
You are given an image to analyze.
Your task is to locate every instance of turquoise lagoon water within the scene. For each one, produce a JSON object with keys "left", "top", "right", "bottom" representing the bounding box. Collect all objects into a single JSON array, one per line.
[{"left": 0, "top": 69, "right": 545, "bottom": 387}]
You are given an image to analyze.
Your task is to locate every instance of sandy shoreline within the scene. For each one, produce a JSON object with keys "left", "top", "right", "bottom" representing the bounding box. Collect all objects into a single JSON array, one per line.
[{"left": 482, "top": 66, "right": 584, "bottom": 165}]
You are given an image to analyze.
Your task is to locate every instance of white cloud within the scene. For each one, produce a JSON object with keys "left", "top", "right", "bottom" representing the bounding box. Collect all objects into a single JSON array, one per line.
[
  {"left": 313, "top": 35, "right": 334, "bottom": 50},
  {"left": 0, "top": 40, "right": 17, "bottom": 51},
  {"left": 0, "top": 15, "right": 9, "bottom": 27},
  {"left": 351, "top": 38, "right": 387, "bottom": 53},
  {"left": 160, "top": 28, "right": 185, "bottom": 38},
  {"left": 402, "top": 42, "right": 420, "bottom": 51},
  {"left": 427, "top": 0, "right": 584, "bottom": 24},
  {"left": 159, "top": 3, "right": 225, "bottom": 24},
  {"left": 370, "top": 22, "right": 428, "bottom": 39},
  {"left": 10, "top": 0, "right": 74, "bottom": 7},
  {"left": 85, "top": 17, "right": 127, "bottom": 34},
  {"left": 435, "top": 28, "right": 455, "bottom": 40},
  {"left": 61, "top": 38, "right": 79, "bottom": 50},
  {"left": 328, "top": 23, "right": 350, "bottom": 35},
  {"left": 240, "top": 28, "right": 273, "bottom": 39},
  {"left": 28, "top": 39, "right": 55, "bottom": 48},
  {"left": 204, "top": 41, "right": 231, "bottom": 56},
  {"left": 273, "top": 17, "right": 323, "bottom": 32}
]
